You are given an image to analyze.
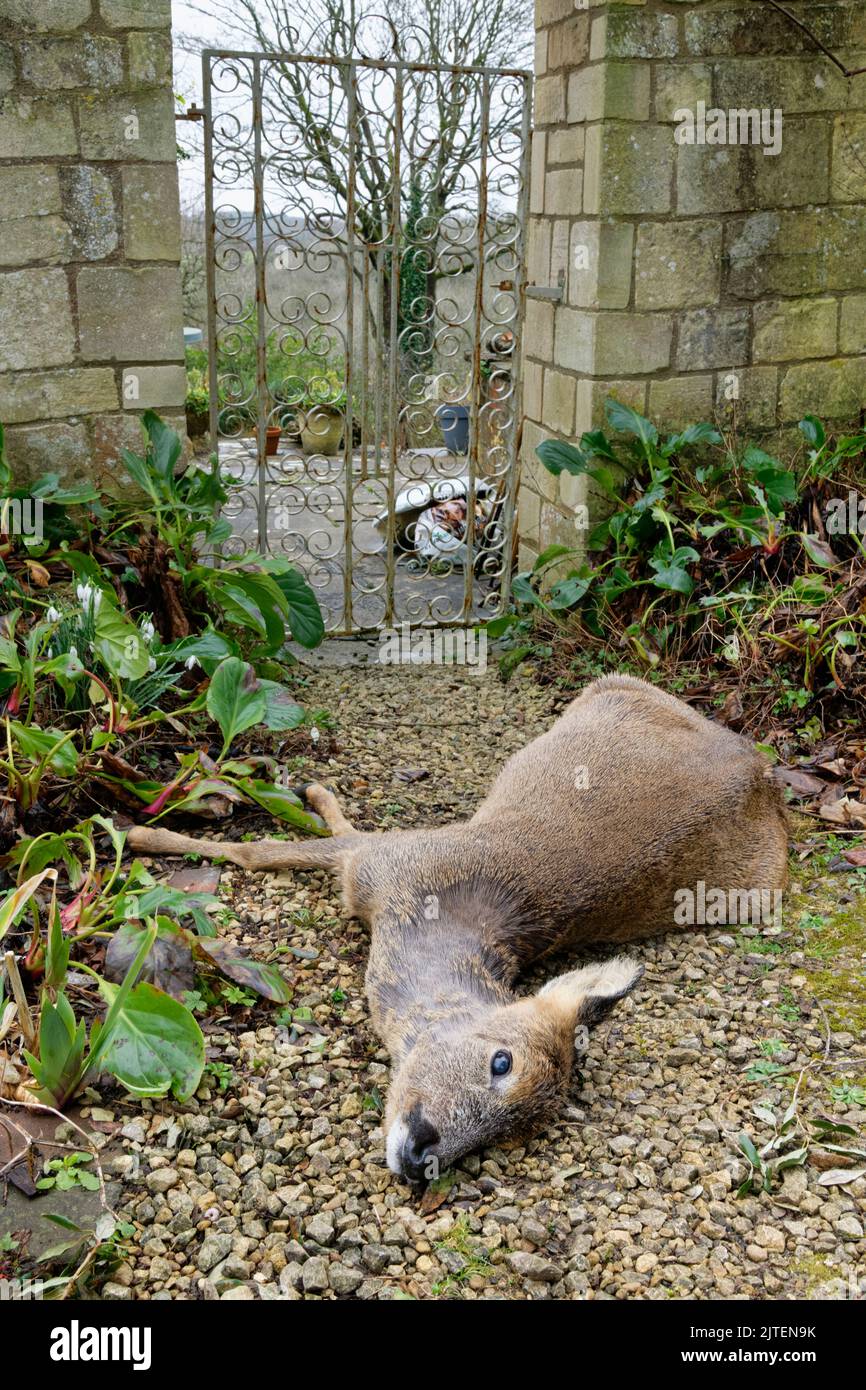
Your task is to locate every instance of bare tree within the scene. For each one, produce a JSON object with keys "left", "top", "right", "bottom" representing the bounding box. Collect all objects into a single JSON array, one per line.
[{"left": 179, "top": 0, "right": 533, "bottom": 353}]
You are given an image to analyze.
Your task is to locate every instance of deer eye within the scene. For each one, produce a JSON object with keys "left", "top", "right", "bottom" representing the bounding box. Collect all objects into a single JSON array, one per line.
[{"left": 491, "top": 1050, "right": 512, "bottom": 1077}]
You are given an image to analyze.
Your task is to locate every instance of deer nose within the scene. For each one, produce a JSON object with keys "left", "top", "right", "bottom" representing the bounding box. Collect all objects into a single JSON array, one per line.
[{"left": 401, "top": 1114, "right": 440, "bottom": 1183}]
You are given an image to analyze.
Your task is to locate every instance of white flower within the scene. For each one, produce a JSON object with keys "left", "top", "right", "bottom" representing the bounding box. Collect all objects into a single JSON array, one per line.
[
  {"left": 184, "top": 655, "right": 199, "bottom": 671},
  {"left": 75, "top": 583, "right": 102, "bottom": 614},
  {"left": 310, "top": 726, "right": 320, "bottom": 743},
  {"left": 45, "top": 606, "right": 62, "bottom": 624},
  {"left": 140, "top": 619, "right": 156, "bottom": 645},
  {"left": 69, "top": 645, "right": 78, "bottom": 661},
  {"left": 47, "top": 647, "right": 54, "bottom": 658},
  {"left": 148, "top": 657, "right": 157, "bottom": 672}
]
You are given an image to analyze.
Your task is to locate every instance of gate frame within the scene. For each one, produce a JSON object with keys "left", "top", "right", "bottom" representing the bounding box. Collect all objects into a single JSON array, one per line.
[{"left": 201, "top": 45, "right": 533, "bottom": 635}]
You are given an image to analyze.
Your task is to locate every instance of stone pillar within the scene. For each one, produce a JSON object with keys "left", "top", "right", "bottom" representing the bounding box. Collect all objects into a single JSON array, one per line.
[
  {"left": 0, "top": 0, "right": 185, "bottom": 487},
  {"left": 520, "top": 0, "right": 866, "bottom": 566}
]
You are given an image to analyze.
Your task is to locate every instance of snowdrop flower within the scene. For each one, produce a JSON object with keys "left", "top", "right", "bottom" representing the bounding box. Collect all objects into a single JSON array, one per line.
[
  {"left": 47, "top": 647, "right": 54, "bottom": 658},
  {"left": 184, "top": 655, "right": 199, "bottom": 671},
  {"left": 68, "top": 645, "right": 78, "bottom": 661},
  {"left": 310, "top": 726, "right": 320, "bottom": 744},
  {"left": 140, "top": 619, "right": 156, "bottom": 645},
  {"left": 45, "top": 606, "right": 62, "bottom": 624},
  {"left": 148, "top": 657, "right": 157, "bottom": 672},
  {"left": 75, "top": 583, "right": 102, "bottom": 615}
]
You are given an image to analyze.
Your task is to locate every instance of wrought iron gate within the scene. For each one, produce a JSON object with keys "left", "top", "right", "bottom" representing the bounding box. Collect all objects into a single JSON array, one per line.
[{"left": 202, "top": 44, "right": 531, "bottom": 634}]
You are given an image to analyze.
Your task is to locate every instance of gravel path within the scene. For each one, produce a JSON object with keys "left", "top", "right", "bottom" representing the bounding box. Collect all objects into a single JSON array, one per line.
[{"left": 93, "top": 657, "right": 865, "bottom": 1301}]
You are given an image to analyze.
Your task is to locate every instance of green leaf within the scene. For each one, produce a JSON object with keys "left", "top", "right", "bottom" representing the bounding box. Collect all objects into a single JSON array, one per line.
[
  {"left": 206, "top": 657, "right": 267, "bottom": 750},
  {"left": 578, "top": 429, "right": 619, "bottom": 462},
  {"left": 650, "top": 565, "right": 694, "bottom": 595},
  {"left": 9, "top": 723, "right": 78, "bottom": 775},
  {"left": 0, "top": 867, "right": 58, "bottom": 946},
  {"left": 232, "top": 777, "right": 330, "bottom": 833},
  {"left": 535, "top": 439, "right": 590, "bottom": 477},
  {"left": 799, "top": 415, "right": 826, "bottom": 449},
  {"left": 549, "top": 574, "right": 592, "bottom": 609},
  {"left": 801, "top": 532, "right": 839, "bottom": 568},
  {"left": 533, "top": 543, "right": 572, "bottom": 571},
  {"left": 166, "top": 627, "right": 240, "bottom": 675},
  {"left": 196, "top": 938, "right": 293, "bottom": 1003},
  {"left": 94, "top": 980, "right": 204, "bottom": 1101},
  {"left": 605, "top": 398, "right": 657, "bottom": 451},
  {"left": 270, "top": 566, "right": 325, "bottom": 649},
  {"left": 94, "top": 604, "right": 151, "bottom": 680},
  {"left": 258, "top": 680, "right": 305, "bottom": 731}
]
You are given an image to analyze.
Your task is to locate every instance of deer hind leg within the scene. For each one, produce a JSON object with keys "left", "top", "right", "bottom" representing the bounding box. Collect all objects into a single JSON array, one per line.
[
  {"left": 125, "top": 824, "right": 362, "bottom": 874},
  {"left": 302, "top": 782, "right": 356, "bottom": 835}
]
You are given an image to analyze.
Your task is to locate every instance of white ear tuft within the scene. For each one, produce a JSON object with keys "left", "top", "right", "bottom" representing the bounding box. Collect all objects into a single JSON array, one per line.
[{"left": 537, "top": 956, "right": 644, "bottom": 1027}]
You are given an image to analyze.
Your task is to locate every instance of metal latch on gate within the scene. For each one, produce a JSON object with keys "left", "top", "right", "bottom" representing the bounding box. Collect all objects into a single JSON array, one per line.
[{"left": 525, "top": 269, "right": 565, "bottom": 302}]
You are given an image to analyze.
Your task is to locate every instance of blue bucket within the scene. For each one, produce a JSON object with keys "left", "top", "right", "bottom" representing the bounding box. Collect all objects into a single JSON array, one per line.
[{"left": 436, "top": 403, "right": 470, "bottom": 454}]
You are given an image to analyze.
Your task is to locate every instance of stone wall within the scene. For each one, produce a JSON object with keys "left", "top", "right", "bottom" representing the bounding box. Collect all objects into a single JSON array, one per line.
[
  {"left": 520, "top": 0, "right": 866, "bottom": 564},
  {"left": 0, "top": 0, "right": 185, "bottom": 487}
]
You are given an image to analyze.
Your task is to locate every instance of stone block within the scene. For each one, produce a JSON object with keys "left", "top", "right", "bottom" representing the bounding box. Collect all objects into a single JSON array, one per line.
[
  {"left": 77, "top": 265, "right": 184, "bottom": 362},
  {"left": 649, "top": 374, "right": 714, "bottom": 428},
  {"left": 654, "top": 63, "right": 711, "bottom": 121},
  {"left": 547, "top": 15, "right": 589, "bottom": 70},
  {"left": 591, "top": 10, "right": 678, "bottom": 60},
  {"left": 120, "top": 365, "right": 186, "bottom": 410},
  {"left": 78, "top": 90, "right": 176, "bottom": 162},
  {"left": 19, "top": 36, "right": 124, "bottom": 90},
  {"left": 61, "top": 166, "right": 118, "bottom": 260},
  {"left": 725, "top": 208, "right": 866, "bottom": 298},
  {"left": 534, "top": 75, "right": 565, "bottom": 127},
  {"left": 840, "top": 294, "right": 866, "bottom": 353},
  {"left": 545, "top": 166, "right": 582, "bottom": 216},
  {"left": 715, "top": 366, "right": 780, "bottom": 429},
  {"left": 0, "top": 96, "right": 77, "bottom": 158},
  {"left": 0, "top": 41, "right": 15, "bottom": 96},
  {"left": 553, "top": 306, "right": 594, "bottom": 374},
  {"left": 568, "top": 62, "right": 650, "bottom": 123},
  {"left": 100, "top": 0, "right": 172, "bottom": 26},
  {"left": 634, "top": 219, "right": 722, "bottom": 309},
  {"left": 832, "top": 112, "right": 866, "bottom": 202},
  {"left": 128, "top": 32, "right": 174, "bottom": 89},
  {"left": 530, "top": 130, "right": 546, "bottom": 215},
  {"left": 585, "top": 123, "right": 673, "bottom": 215},
  {"left": 547, "top": 125, "right": 585, "bottom": 166},
  {"left": 779, "top": 357, "right": 866, "bottom": 422},
  {"left": 568, "top": 219, "right": 634, "bottom": 309},
  {"left": 677, "top": 307, "right": 750, "bottom": 371},
  {"left": 677, "top": 145, "right": 744, "bottom": 215},
  {"left": 0, "top": 0, "right": 90, "bottom": 27},
  {"left": 122, "top": 165, "right": 181, "bottom": 260},
  {"left": 576, "top": 378, "right": 647, "bottom": 433},
  {"left": 525, "top": 298, "right": 555, "bottom": 361},
  {"left": 0, "top": 165, "right": 69, "bottom": 264},
  {"left": 594, "top": 312, "right": 672, "bottom": 375},
  {"left": 3, "top": 421, "right": 91, "bottom": 488},
  {"left": 753, "top": 297, "right": 837, "bottom": 362},
  {"left": 0, "top": 268, "right": 75, "bottom": 371},
  {"left": 0, "top": 367, "right": 118, "bottom": 424},
  {"left": 542, "top": 368, "right": 576, "bottom": 435}
]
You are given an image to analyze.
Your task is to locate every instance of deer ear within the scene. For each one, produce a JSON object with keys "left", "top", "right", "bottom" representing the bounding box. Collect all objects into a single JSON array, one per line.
[{"left": 536, "top": 956, "right": 644, "bottom": 1029}]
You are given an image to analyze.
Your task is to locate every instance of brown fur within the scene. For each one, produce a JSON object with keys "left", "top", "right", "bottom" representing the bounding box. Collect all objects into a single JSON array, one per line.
[{"left": 127, "top": 676, "right": 788, "bottom": 1181}]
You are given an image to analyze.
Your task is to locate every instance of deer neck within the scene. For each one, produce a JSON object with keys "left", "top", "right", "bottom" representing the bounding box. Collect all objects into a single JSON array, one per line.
[{"left": 365, "top": 896, "right": 518, "bottom": 1062}]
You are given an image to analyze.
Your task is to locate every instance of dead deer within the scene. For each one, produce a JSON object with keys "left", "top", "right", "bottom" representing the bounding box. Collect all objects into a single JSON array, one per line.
[{"left": 127, "top": 675, "right": 788, "bottom": 1184}]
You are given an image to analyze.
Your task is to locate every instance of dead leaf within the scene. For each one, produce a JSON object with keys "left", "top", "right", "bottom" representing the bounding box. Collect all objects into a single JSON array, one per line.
[
  {"left": 843, "top": 847, "right": 866, "bottom": 868},
  {"left": 774, "top": 767, "right": 825, "bottom": 798},
  {"left": 819, "top": 798, "right": 866, "bottom": 826},
  {"left": 24, "top": 560, "right": 50, "bottom": 588},
  {"left": 104, "top": 921, "right": 195, "bottom": 1000},
  {"left": 818, "top": 1166, "right": 866, "bottom": 1186},
  {"left": 195, "top": 938, "right": 293, "bottom": 1003},
  {"left": 394, "top": 768, "right": 430, "bottom": 784}
]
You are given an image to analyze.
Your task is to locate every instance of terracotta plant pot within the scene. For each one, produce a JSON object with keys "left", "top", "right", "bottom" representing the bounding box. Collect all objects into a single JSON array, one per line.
[
  {"left": 265, "top": 425, "right": 281, "bottom": 457},
  {"left": 300, "top": 405, "right": 344, "bottom": 457}
]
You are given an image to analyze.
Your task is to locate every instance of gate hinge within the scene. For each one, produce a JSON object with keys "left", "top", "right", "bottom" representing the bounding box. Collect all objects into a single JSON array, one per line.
[
  {"left": 525, "top": 269, "right": 565, "bottom": 302},
  {"left": 175, "top": 104, "right": 206, "bottom": 123}
]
